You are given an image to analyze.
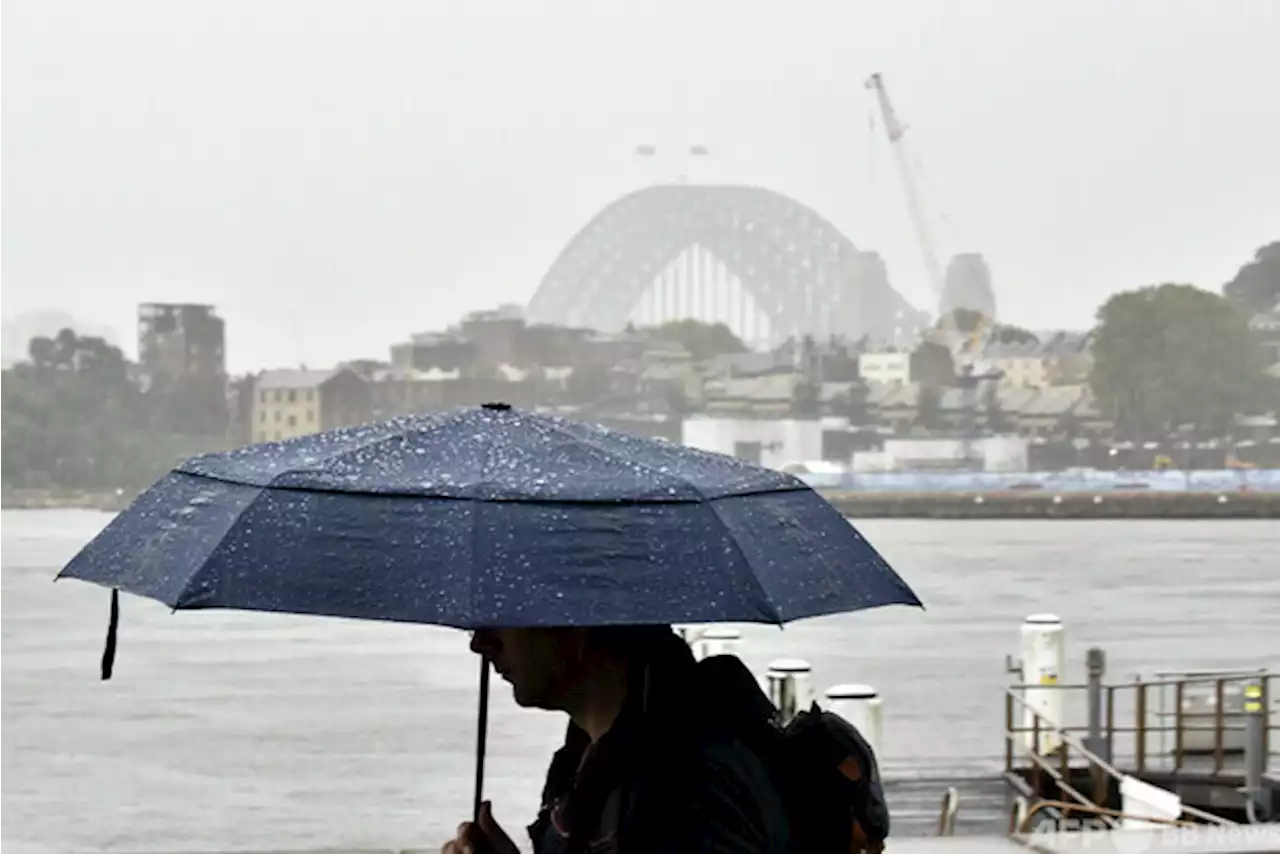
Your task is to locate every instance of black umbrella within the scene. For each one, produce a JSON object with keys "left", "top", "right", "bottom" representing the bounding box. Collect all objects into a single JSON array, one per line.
[{"left": 60, "top": 403, "right": 921, "bottom": 816}]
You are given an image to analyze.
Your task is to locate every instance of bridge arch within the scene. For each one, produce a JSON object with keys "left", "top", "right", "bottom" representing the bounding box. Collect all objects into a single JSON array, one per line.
[{"left": 526, "top": 184, "right": 925, "bottom": 345}]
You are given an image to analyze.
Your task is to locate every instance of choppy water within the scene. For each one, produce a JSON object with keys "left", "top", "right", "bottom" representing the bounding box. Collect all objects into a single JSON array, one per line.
[{"left": 3, "top": 509, "right": 1278, "bottom": 853}]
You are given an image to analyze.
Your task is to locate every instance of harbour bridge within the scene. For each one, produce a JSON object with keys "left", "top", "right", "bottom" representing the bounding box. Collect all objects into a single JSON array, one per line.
[{"left": 524, "top": 183, "right": 928, "bottom": 348}]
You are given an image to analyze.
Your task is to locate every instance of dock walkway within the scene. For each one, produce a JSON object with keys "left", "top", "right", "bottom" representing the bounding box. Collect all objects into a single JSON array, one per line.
[
  {"left": 886, "top": 824, "right": 1280, "bottom": 852},
  {"left": 884, "top": 775, "right": 1012, "bottom": 836},
  {"left": 107, "top": 827, "right": 1280, "bottom": 854}
]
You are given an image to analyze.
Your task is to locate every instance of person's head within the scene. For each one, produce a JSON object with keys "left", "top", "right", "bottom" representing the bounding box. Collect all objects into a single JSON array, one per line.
[{"left": 469, "top": 625, "right": 675, "bottom": 712}]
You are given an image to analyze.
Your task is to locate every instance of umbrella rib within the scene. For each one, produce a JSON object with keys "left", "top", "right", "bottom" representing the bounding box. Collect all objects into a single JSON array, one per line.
[
  {"left": 705, "top": 497, "right": 787, "bottom": 625},
  {"left": 468, "top": 429, "right": 500, "bottom": 628},
  {"left": 169, "top": 477, "right": 275, "bottom": 609},
  {"left": 163, "top": 467, "right": 811, "bottom": 505},
  {"left": 531, "top": 421, "right": 780, "bottom": 502},
  {"left": 255, "top": 418, "right": 462, "bottom": 489}
]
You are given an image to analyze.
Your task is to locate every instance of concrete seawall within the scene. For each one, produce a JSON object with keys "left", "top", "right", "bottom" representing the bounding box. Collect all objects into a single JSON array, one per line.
[
  {"left": 819, "top": 490, "right": 1280, "bottom": 519},
  {"left": 1, "top": 489, "right": 131, "bottom": 512},
  {"left": 5, "top": 488, "right": 1279, "bottom": 519}
]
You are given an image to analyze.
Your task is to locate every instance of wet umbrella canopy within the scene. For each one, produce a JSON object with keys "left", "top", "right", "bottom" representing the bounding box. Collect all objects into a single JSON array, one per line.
[{"left": 58, "top": 403, "right": 922, "bottom": 817}]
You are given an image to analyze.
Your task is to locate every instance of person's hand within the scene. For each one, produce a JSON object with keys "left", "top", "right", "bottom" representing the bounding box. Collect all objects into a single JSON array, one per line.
[{"left": 441, "top": 800, "right": 520, "bottom": 854}]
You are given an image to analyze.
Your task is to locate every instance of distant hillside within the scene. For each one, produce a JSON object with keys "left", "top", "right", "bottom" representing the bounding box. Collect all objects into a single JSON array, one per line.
[{"left": 2, "top": 310, "right": 123, "bottom": 368}]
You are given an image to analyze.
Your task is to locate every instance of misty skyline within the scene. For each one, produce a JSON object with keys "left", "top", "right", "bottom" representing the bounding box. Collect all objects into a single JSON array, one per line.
[{"left": 4, "top": 1, "right": 1278, "bottom": 372}]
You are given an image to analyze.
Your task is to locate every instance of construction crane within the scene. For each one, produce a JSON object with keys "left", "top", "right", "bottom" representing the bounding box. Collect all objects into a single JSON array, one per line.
[
  {"left": 866, "top": 71, "right": 1001, "bottom": 352},
  {"left": 864, "top": 72, "right": 948, "bottom": 305},
  {"left": 867, "top": 73, "right": 1009, "bottom": 462},
  {"left": 866, "top": 73, "right": 998, "bottom": 348}
]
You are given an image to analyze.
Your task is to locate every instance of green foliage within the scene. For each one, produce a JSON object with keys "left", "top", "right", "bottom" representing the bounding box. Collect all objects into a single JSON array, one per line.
[
  {"left": 938, "top": 308, "right": 1038, "bottom": 346},
  {"left": 944, "top": 308, "right": 986, "bottom": 334},
  {"left": 2, "top": 329, "right": 224, "bottom": 495},
  {"left": 910, "top": 341, "right": 955, "bottom": 388},
  {"left": 1223, "top": 241, "right": 1280, "bottom": 316},
  {"left": 839, "top": 379, "right": 871, "bottom": 424},
  {"left": 915, "top": 385, "right": 943, "bottom": 430},
  {"left": 1090, "top": 284, "right": 1266, "bottom": 437},
  {"left": 790, "top": 378, "right": 821, "bottom": 417},
  {"left": 992, "top": 325, "right": 1039, "bottom": 346},
  {"left": 647, "top": 319, "right": 747, "bottom": 362},
  {"left": 983, "top": 381, "right": 1012, "bottom": 433}
]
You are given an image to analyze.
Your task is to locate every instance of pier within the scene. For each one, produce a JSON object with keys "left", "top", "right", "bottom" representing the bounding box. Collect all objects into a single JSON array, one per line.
[
  {"left": 757, "top": 616, "right": 1280, "bottom": 850},
  {"left": 821, "top": 489, "right": 1280, "bottom": 519},
  {"left": 1002, "top": 666, "right": 1277, "bottom": 823}
]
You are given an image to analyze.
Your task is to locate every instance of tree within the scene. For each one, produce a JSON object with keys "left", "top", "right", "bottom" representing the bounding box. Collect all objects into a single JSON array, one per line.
[
  {"left": 839, "top": 379, "right": 871, "bottom": 425},
  {"left": 1223, "top": 241, "right": 1280, "bottom": 316},
  {"left": 943, "top": 308, "right": 986, "bottom": 334},
  {"left": 647, "top": 319, "right": 747, "bottom": 361},
  {"left": 937, "top": 308, "right": 1038, "bottom": 346},
  {"left": 915, "top": 385, "right": 943, "bottom": 430},
  {"left": 2, "top": 329, "right": 207, "bottom": 495},
  {"left": 910, "top": 341, "right": 955, "bottom": 388},
  {"left": 1090, "top": 284, "right": 1266, "bottom": 438},
  {"left": 983, "top": 381, "right": 1011, "bottom": 433},
  {"left": 992, "top": 325, "right": 1039, "bottom": 346},
  {"left": 791, "top": 378, "right": 820, "bottom": 417}
]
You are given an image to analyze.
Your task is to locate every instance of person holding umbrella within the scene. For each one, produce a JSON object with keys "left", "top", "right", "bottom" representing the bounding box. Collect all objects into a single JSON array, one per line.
[
  {"left": 59, "top": 404, "right": 917, "bottom": 854},
  {"left": 442, "top": 624, "right": 792, "bottom": 854}
]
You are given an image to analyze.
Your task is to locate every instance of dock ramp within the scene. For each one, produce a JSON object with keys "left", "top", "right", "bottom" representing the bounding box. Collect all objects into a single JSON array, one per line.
[{"left": 875, "top": 823, "right": 1280, "bottom": 852}]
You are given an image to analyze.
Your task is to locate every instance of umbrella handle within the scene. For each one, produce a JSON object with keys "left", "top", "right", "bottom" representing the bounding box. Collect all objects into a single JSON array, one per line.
[{"left": 473, "top": 655, "right": 491, "bottom": 821}]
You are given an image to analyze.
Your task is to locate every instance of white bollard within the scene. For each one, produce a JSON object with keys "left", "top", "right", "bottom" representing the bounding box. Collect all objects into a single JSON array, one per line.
[
  {"left": 767, "top": 658, "right": 813, "bottom": 723},
  {"left": 1020, "top": 614, "right": 1066, "bottom": 754},
  {"left": 691, "top": 627, "right": 741, "bottom": 662},
  {"left": 824, "top": 684, "right": 883, "bottom": 758}
]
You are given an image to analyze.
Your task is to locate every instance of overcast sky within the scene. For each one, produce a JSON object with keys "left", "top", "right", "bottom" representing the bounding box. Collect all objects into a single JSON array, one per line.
[{"left": 4, "top": 0, "right": 1277, "bottom": 372}]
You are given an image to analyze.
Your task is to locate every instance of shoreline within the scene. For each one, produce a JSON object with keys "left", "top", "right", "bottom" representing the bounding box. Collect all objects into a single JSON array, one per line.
[
  {"left": 2, "top": 489, "right": 132, "bottom": 513},
  {"left": 822, "top": 489, "right": 1280, "bottom": 519},
  {"left": 4, "top": 487, "right": 1279, "bottom": 519}
]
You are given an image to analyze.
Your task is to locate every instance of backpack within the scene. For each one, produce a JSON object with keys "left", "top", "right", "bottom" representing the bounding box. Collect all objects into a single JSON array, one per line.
[{"left": 695, "top": 654, "right": 890, "bottom": 854}]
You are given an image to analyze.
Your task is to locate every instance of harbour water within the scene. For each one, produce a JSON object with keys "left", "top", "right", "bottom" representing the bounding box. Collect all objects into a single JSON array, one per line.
[{"left": 3, "top": 509, "right": 1278, "bottom": 853}]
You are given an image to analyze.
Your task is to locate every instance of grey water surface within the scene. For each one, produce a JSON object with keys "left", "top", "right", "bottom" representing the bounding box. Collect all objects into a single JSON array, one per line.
[{"left": 3, "top": 510, "right": 1277, "bottom": 853}]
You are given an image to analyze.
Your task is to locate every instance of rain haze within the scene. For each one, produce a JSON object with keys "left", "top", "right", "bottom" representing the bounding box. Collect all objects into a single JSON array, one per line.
[
  {"left": 4, "top": 1, "right": 1278, "bottom": 370},
  {"left": 5, "top": 3, "right": 1280, "bottom": 854}
]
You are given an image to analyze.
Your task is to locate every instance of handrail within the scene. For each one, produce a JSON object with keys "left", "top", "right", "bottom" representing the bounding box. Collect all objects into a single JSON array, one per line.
[
  {"left": 1003, "top": 686, "right": 1236, "bottom": 827},
  {"left": 1005, "top": 670, "right": 1272, "bottom": 692},
  {"left": 1004, "top": 673, "right": 1280, "bottom": 769},
  {"left": 1005, "top": 687, "right": 1125, "bottom": 779},
  {"left": 935, "top": 786, "right": 959, "bottom": 836},
  {"left": 1009, "top": 797, "right": 1030, "bottom": 835},
  {"left": 1019, "top": 745, "right": 1116, "bottom": 826},
  {"left": 1005, "top": 687, "right": 1124, "bottom": 828}
]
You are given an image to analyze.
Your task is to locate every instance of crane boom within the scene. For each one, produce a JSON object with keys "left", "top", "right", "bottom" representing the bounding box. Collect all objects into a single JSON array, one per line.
[{"left": 865, "top": 72, "right": 946, "bottom": 301}]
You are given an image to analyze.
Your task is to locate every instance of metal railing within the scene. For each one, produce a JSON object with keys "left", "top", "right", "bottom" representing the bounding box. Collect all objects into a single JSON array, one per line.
[
  {"left": 936, "top": 786, "right": 959, "bottom": 836},
  {"left": 1003, "top": 683, "right": 1236, "bottom": 828},
  {"left": 1004, "top": 672, "right": 1276, "bottom": 776},
  {"left": 1004, "top": 687, "right": 1126, "bottom": 828}
]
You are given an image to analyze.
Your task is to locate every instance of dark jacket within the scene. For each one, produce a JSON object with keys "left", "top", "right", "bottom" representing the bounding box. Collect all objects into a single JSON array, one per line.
[{"left": 527, "top": 634, "right": 790, "bottom": 854}]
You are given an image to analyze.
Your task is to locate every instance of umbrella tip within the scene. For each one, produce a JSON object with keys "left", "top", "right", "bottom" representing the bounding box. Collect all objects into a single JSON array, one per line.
[{"left": 481, "top": 402, "right": 512, "bottom": 412}]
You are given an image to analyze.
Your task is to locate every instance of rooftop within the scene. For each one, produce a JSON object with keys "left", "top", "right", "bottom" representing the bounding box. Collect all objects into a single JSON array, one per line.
[{"left": 257, "top": 368, "right": 341, "bottom": 390}]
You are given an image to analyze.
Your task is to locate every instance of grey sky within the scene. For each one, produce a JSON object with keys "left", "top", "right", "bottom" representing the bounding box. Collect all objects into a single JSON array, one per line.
[{"left": 3, "top": 0, "right": 1277, "bottom": 372}]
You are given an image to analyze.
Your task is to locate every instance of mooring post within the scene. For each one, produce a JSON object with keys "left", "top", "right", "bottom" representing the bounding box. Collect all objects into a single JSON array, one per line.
[
  {"left": 766, "top": 659, "right": 812, "bottom": 726},
  {"left": 1242, "top": 679, "right": 1272, "bottom": 821},
  {"left": 1084, "top": 647, "right": 1109, "bottom": 762}
]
